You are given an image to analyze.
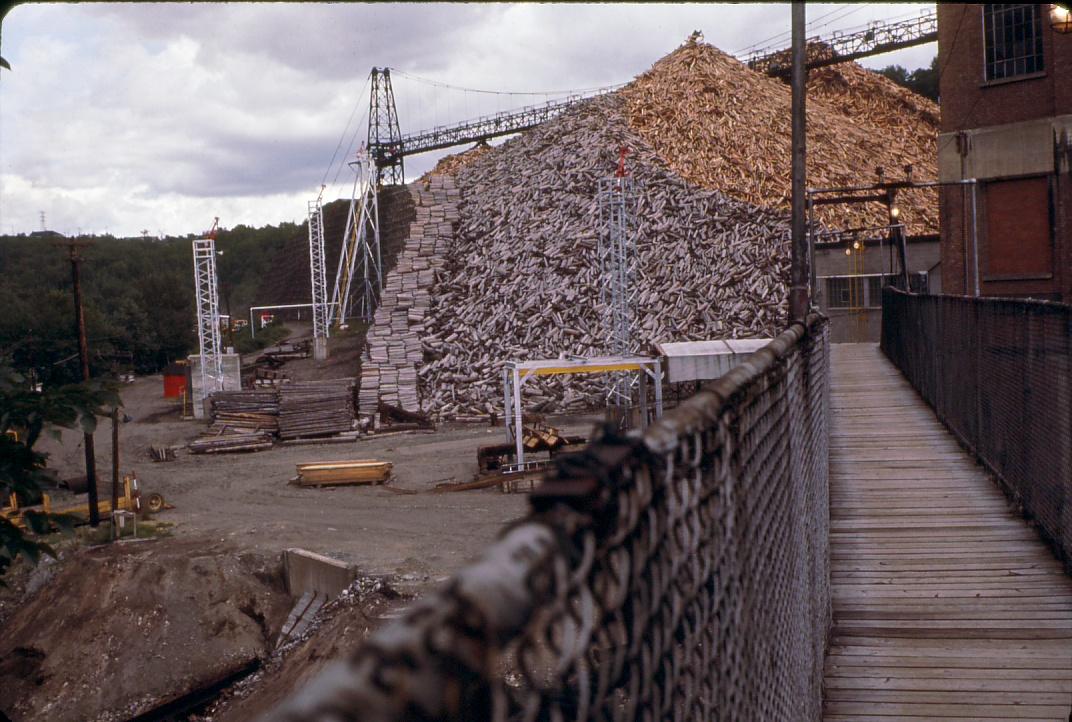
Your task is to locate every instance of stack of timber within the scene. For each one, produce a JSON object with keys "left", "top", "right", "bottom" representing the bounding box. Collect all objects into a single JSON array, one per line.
[
  {"left": 278, "top": 379, "right": 356, "bottom": 439},
  {"left": 358, "top": 174, "right": 459, "bottom": 415},
  {"left": 619, "top": 36, "right": 938, "bottom": 235},
  {"left": 207, "top": 390, "right": 279, "bottom": 435},
  {"left": 188, "top": 431, "right": 274, "bottom": 454},
  {"left": 292, "top": 460, "right": 392, "bottom": 487}
]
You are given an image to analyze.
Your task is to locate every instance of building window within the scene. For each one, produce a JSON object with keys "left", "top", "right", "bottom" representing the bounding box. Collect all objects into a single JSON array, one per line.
[
  {"left": 826, "top": 277, "right": 852, "bottom": 308},
  {"left": 983, "top": 4, "right": 1044, "bottom": 81}
]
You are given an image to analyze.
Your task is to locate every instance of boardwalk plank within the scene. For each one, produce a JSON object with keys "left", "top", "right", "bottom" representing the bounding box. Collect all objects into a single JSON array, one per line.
[{"left": 822, "top": 344, "right": 1072, "bottom": 721}]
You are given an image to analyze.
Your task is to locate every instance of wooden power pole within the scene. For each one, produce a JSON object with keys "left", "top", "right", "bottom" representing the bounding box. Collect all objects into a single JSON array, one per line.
[
  {"left": 789, "top": 1, "right": 810, "bottom": 322},
  {"left": 64, "top": 239, "right": 101, "bottom": 527}
]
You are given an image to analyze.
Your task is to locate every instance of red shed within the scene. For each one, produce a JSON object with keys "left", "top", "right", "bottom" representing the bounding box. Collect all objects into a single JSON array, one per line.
[{"left": 163, "top": 362, "right": 187, "bottom": 398}]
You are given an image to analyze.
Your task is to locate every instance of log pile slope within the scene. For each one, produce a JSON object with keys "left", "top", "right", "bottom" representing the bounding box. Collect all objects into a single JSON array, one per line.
[
  {"left": 415, "top": 93, "right": 791, "bottom": 418},
  {"left": 619, "top": 37, "right": 938, "bottom": 235},
  {"left": 358, "top": 175, "right": 460, "bottom": 415}
]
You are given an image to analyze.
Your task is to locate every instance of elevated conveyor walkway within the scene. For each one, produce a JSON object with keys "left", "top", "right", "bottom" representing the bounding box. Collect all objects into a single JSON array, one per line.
[{"left": 823, "top": 344, "right": 1072, "bottom": 721}]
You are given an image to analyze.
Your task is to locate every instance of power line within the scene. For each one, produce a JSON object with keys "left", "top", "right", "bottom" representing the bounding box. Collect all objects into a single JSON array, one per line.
[
  {"left": 390, "top": 69, "right": 624, "bottom": 98},
  {"left": 320, "top": 74, "right": 373, "bottom": 192}
]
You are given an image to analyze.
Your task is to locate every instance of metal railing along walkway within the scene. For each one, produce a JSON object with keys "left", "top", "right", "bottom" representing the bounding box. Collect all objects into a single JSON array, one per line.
[{"left": 823, "top": 343, "right": 1072, "bottom": 721}]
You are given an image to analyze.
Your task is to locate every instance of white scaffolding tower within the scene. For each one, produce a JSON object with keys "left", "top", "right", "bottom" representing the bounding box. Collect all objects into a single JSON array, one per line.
[
  {"left": 192, "top": 236, "right": 224, "bottom": 401},
  {"left": 329, "top": 147, "right": 382, "bottom": 327},
  {"left": 308, "top": 195, "right": 329, "bottom": 359},
  {"left": 597, "top": 171, "right": 639, "bottom": 407}
]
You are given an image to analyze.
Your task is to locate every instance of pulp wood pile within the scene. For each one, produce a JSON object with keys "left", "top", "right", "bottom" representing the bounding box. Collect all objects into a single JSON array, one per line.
[
  {"left": 419, "top": 142, "right": 494, "bottom": 182},
  {"left": 358, "top": 175, "right": 460, "bottom": 415},
  {"left": 411, "top": 94, "right": 790, "bottom": 418},
  {"left": 619, "top": 37, "right": 939, "bottom": 235},
  {"left": 208, "top": 391, "right": 280, "bottom": 434},
  {"left": 278, "top": 379, "right": 356, "bottom": 439}
]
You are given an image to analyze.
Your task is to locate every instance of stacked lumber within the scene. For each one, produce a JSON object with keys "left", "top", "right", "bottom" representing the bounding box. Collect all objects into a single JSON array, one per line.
[
  {"left": 208, "top": 390, "right": 279, "bottom": 435},
  {"left": 188, "top": 432, "right": 273, "bottom": 454},
  {"left": 619, "top": 36, "right": 938, "bottom": 235},
  {"left": 278, "top": 379, "right": 356, "bottom": 440},
  {"left": 293, "top": 460, "right": 392, "bottom": 487},
  {"left": 358, "top": 174, "right": 459, "bottom": 415}
]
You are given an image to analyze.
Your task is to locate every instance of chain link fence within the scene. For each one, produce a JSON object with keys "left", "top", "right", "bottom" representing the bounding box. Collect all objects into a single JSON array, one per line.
[
  {"left": 268, "top": 315, "right": 830, "bottom": 722},
  {"left": 882, "top": 288, "right": 1072, "bottom": 559}
]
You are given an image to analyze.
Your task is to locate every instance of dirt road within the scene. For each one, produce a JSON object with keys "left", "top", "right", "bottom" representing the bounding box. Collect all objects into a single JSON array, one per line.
[{"left": 37, "top": 371, "right": 598, "bottom": 587}]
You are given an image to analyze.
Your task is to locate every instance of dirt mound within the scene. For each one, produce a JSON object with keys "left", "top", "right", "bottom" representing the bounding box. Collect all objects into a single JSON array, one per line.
[
  {"left": 197, "top": 576, "right": 403, "bottom": 722},
  {"left": 619, "top": 37, "right": 938, "bottom": 235},
  {"left": 0, "top": 538, "right": 290, "bottom": 722}
]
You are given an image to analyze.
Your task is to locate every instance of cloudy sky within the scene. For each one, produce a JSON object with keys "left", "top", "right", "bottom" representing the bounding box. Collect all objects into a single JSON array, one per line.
[{"left": 0, "top": 2, "right": 935, "bottom": 238}]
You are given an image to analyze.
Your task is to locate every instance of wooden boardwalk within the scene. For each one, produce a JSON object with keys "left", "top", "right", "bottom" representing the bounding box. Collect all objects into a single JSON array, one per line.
[{"left": 823, "top": 344, "right": 1072, "bottom": 721}]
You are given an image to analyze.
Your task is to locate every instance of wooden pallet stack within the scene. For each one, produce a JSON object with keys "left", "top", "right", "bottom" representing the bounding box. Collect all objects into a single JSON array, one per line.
[
  {"left": 359, "top": 174, "right": 459, "bottom": 417},
  {"left": 278, "top": 379, "right": 356, "bottom": 440}
]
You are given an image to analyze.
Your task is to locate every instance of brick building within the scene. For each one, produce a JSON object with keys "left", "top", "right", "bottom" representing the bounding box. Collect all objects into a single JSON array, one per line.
[{"left": 937, "top": 3, "right": 1071, "bottom": 301}]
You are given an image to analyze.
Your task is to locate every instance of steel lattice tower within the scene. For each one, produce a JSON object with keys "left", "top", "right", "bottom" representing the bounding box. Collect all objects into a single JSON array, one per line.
[
  {"left": 192, "top": 237, "right": 224, "bottom": 398},
  {"left": 329, "top": 148, "right": 382, "bottom": 326},
  {"left": 597, "top": 158, "right": 638, "bottom": 408},
  {"left": 308, "top": 196, "right": 329, "bottom": 356},
  {"left": 368, "top": 68, "right": 404, "bottom": 185}
]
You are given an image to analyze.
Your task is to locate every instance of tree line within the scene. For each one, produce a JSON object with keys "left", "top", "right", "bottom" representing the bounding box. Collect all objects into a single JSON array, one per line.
[{"left": 0, "top": 220, "right": 302, "bottom": 387}]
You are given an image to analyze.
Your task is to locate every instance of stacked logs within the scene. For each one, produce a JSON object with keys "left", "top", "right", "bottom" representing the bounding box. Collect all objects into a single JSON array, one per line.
[
  {"left": 188, "top": 432, "right": 273, "bottom": 454},
  {"left": 358, "top": 175, "right": 459, "bottom": 415},
  {"left": 619, "top": 36, "right": 938, "bottom": 235},
  {"left": 207, "top": 391, "right": 279, "bottom": 435},
  {"left": 278, "top": 379, "right": 357, "bottom": 439},
  {"left": 409, "top": 93, "right": 791, "bottom": 418}
]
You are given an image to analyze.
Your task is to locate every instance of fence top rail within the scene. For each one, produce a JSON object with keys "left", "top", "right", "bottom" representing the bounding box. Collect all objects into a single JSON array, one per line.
[{"left": 886, "top": 287, "right": 1072, "bottom": 313}]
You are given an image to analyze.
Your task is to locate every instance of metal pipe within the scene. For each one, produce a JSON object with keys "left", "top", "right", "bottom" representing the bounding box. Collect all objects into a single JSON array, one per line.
[
  {"left": 789, "top": 1, "right": 809, "bottom": 322},
  {"left": 807, "top": 178, "right": 979, "bottom": 195},
  {"left": 970, "top": 181, "right": 980, "bottom": 297},
  {"left": 249, "top": 303, "right": 316, "bottom": 338}
]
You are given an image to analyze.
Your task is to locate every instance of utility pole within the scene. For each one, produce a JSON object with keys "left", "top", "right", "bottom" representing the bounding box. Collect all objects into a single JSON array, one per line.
[
  {"left": 64, "top": 239, "right": 100, "bottom": 527},
  {"left": 789, "top": 1, "right": 810, "bottom": 322},
  {"left": 111, "top": 407, "right": 119, "bottom": 514}
]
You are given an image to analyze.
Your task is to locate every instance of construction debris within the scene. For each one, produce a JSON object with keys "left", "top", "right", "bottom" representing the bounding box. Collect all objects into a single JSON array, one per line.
[
  {"left": 278, "top": 379, "right": 356, "bottom": 440},
  {"left": 619, "top": 36, "right": 938, "bottom": 235},
  {"left": 292, "top": 460, "right": 393, "bottom": 487},
  {"left": 150, "top": 445, "right": 178, "bottom": 462}
]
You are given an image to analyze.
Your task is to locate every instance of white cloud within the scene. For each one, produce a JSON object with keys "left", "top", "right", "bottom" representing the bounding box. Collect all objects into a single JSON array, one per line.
[{"left": 0, "top": 2, "right": 936, "bottom": 237}]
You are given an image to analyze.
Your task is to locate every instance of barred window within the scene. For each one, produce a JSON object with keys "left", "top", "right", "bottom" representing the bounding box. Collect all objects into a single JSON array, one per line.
[
  {"left": 983, "top": 4, "right": 1044, "bottom": 81},
  {"left": 826, "top": 277, "right": 853, "bottom": 309}
]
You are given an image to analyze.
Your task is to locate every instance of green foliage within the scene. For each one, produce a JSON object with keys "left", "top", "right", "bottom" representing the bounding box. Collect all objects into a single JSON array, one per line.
[
  {"left": 0, "top": 220, "right": 301, "bottom": 383},
  {"left": 0, "top": 360, "right": 120, "bottom": 581},
  {"left": 876, "top": 56, "right": 938, "bottom": 102},
  {"left": 232, "top": 322, "right": 292, "bottom": 355}
]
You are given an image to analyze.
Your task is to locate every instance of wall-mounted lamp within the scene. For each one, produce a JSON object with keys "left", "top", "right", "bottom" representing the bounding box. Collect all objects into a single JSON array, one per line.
[
  {"left": 1052, "top": 4, "right": 1072, "bottom": 32},
  {"left": 845, "top": 248, "right": 852, "bottom": 256}
]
